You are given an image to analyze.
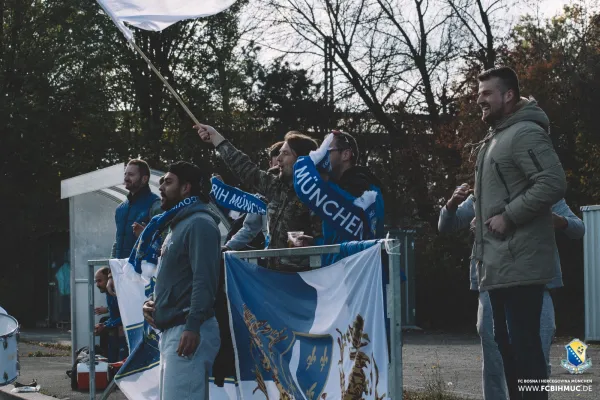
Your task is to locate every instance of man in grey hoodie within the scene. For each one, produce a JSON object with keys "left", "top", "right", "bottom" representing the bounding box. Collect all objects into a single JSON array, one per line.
[{"left": 142, "top": 161, "right": 221, "bottom": 400}]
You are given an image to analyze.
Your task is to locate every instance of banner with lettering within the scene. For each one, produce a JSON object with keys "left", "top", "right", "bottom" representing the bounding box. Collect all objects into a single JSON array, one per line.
[
  {"left": 210, "top": 177, "right": 267, "bottom": 215},
  {"left": 293, "top": 156, "right": 378, "bottom": 241}
]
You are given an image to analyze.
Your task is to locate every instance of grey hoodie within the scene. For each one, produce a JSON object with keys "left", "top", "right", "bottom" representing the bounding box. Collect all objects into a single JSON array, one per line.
[{"left": 153, "top": 201, "right": 221, "bottom": 333}]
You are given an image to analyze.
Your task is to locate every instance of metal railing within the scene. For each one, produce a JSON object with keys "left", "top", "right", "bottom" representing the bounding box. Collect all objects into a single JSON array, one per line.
[
  {"left": 88, "top": 260, "right": 105, "bottom": 400},
  {"left": 87, "top": 239, "right": 403, "bottom": 399}
]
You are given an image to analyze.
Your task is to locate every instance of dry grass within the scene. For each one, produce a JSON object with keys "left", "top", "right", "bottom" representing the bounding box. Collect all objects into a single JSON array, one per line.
[
  {"left": 21, "top": 340, "right": 71, "bottom": 351},
  {"left": 27, "top": 350, "right": 66, "bottom": 357},
  {"left": 403, "top": 390, "right": 466, "bottom": 400}
]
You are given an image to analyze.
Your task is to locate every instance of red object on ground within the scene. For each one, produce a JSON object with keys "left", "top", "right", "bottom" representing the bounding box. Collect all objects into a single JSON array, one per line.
[{"left": 76, "top": 361, "right": 109, "bottom": 390}]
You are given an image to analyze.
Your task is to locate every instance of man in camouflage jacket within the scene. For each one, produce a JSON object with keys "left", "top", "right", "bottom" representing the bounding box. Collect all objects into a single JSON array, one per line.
[{"left": 196, "top": 124, "right": 322, "bottom": 271}]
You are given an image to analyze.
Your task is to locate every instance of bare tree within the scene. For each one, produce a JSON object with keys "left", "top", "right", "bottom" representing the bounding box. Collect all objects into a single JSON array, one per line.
[
  {"left": 374, "top": 0, "right": 458, "bottom": 124},
  {"left": 253, "top": 0, "right": 468, "bottom": 223},
  {"left": 446, "top": 0, "right": 518, "bottom": 69},
  {"left": 259, "top": 0, "right": 401, "bottom": 135},
  {"left": 259, "top": 0, "right": 460, "bottom": 131}
]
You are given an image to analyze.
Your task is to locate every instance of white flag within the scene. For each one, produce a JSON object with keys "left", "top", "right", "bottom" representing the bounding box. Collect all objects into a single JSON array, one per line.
[
  {"left": 108, "top": 259, "right": 238, "bottom": 400},
  {"left": 97, "top": 0, "right": 237, "bottom": 40}
]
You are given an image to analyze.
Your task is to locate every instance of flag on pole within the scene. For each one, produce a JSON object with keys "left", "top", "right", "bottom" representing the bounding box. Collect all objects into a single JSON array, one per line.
[
  {"left": 94, "top": 0, "right": 236, "bottom": 124},
  {"left": 224, "top": 245, "right": 390, "bottom": 399},
  {"left": 97, "top": 0, "right": 238, "bottom": 40}
]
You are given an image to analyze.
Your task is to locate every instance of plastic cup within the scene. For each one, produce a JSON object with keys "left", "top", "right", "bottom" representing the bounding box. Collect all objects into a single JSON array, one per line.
[{"left": 287, "top": 231, "right": 304, "bottom": 248}]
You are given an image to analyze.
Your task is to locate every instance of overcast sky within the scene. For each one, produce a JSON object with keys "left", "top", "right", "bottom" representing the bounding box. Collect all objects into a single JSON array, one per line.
[
  {"left": 245, "top": 0, "right": 591, "bottom": 64},
  {"left": 237, "top": 0, "right": 594, "bottom": 108},
  {"left": 522, "top": 0, "right": 598, "bottom": 18},
  {"left": 539, "top": 0, "right": 571, "bottom": 14}
]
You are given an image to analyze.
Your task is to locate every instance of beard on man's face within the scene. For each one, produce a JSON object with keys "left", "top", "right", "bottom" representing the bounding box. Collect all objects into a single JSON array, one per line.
[
  {"left": 161, "top": 195, "right": 175, "bottom": 211},
  {"left": 125, "top": 177, "right": 144, "bottom": 192},
  {"left": 479, "top": 98, "right": 505, "bottom": 124},
  {"left": 160, "top": 191, "right": 185, "bottom": 210}
]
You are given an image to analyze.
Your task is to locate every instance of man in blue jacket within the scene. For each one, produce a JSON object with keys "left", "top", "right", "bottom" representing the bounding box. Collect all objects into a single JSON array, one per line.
[
  {"left": 112, "top": 159, "right": 162, "bottom": 259},
  {"left": 438, "top": 184, "right": 585, "bottom": 399}
]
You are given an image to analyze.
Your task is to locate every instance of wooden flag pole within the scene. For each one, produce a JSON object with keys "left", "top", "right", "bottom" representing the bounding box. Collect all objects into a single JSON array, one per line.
[{"left": 127, "top": 38, "right": 201, "bottom": 126}]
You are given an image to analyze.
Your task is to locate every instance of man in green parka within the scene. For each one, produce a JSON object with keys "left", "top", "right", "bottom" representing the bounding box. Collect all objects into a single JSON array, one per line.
[{"left": 473, "top": 66, "right": 567, "bottom": 399}]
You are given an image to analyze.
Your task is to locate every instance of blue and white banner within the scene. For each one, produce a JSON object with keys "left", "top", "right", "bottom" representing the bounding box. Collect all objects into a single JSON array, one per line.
[
  {"left": 211, "top": 177, "right": 267, "bottom": 215},
  {"left": 225, "top": 245, "right": 389, "bottom": 399},
  {"left": 109, "top": 258, "right": 237, "bottom": 400}
]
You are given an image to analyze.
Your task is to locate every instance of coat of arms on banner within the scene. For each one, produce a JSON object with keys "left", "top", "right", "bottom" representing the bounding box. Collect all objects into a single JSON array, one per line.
[
  {"left": 284, "top": 332, "right": 333, "bottom": 399},
  {"left": 243, "top": 305, "right": 333, "bottom": 399},
  {"left": 337, "top": 315, "right": 386, "bottom": 400},
  {"left": 561, "top": 338, "right": 592, "bottom": 374}
]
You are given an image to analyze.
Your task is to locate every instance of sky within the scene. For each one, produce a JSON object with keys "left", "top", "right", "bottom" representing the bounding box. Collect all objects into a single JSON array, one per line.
[
  {"left": 244, "top": 0, "right": 589, "bottom": 66},
  {"left": 537, "top": 0, "right": 572, "bottom": 15},
  {"left": 239, "top": 0, "right": 596, "bottom": 110},
  {"left": 520, "top": 0, "right": 598, "bottom": 19}
]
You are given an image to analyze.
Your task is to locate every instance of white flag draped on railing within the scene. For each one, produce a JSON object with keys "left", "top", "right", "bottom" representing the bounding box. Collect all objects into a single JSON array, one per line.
[
  {"left": 96, "top": 0, "right": 238, "bottom": 40},
  {"left": 109, "top": 258, "right": 238, "bottom": 400},
  {"left": 109, "top": 244, "right": 390, "bottom": 400}
]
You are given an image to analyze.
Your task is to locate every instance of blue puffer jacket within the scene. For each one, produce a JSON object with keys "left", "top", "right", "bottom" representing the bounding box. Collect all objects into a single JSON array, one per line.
[
  {"left": 321, "top": 167, "right": 385, "bottom": 266},
  {"left": 112, "top": 185, "right": 161, "bottom": 259}
]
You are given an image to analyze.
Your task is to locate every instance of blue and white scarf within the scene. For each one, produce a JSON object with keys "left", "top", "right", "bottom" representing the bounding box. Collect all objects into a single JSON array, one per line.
[
  {"left": 293, "top": 133, "right": 378, "bottom": 241},
  {"left": 128, "top": 196, "right": 199, "bottom": 275},
  {"left": 210, "top": 177, "right": 267, "bottom": 215}
]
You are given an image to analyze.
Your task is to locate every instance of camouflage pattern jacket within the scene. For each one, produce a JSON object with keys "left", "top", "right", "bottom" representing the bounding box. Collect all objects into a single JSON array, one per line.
[{"left": 216, "top": 141, "right": 322, "bottom": 270}]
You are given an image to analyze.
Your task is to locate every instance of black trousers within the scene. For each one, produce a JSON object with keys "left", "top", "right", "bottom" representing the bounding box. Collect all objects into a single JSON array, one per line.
[{"left": 489, "top": 284, "right": 548, "bottom": 400}]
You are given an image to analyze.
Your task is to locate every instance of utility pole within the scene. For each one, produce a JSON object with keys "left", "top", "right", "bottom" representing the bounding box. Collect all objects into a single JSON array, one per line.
[
  {"left": 323, "top": 36, "right": 335, "bottom": 131},
  {"left": 323, "top": 36, "right": 335, "bottom": 106}
]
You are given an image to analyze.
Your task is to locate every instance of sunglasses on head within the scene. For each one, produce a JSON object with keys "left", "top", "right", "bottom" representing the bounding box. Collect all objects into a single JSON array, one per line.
[{"left": 331, "top": 130, "right": 355, "bottom": 156}]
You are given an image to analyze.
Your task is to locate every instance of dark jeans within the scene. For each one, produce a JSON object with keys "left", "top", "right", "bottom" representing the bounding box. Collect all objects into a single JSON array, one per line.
[
  {"left": 489, "top": 284, "right": 548, "bottom": 400},
  {"left": 107, "top": 334, "right": 128, "bottom": 363},
  {"left": 59, "top": 295, "right": 71, "bottom": 322},
  {"left": 98, "top": 317, "right": 110, "bottom": 359}
]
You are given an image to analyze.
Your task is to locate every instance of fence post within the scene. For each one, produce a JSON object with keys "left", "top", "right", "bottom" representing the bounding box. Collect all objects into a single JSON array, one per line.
[
  {"left": 88, "top": 263, "right": 96, "bottom": 399},
  {"left": 388, "top": 243, "right": 403, "bottom": 399}
]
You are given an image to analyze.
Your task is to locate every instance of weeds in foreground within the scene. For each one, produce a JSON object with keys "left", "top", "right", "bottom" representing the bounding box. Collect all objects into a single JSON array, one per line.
[
  {"left": 406, "top": 352, "right": 467, "bottom": 400},
  {"left": 27, "top": 350, "right": 65, "bottom": 357},
  {"left": 404, "top": 389, "right": 466, "bottom": 400}
]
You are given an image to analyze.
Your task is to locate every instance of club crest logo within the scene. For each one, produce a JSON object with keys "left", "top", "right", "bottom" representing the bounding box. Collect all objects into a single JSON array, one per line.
[
  {"left": 243, "top": 304, "right": 333, "bottom": 399},
  {"left": 561, "top": 338, "right": 592, "bottom": 374}
]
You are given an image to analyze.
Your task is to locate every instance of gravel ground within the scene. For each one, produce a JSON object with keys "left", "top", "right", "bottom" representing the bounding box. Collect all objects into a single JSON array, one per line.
[{"left": 1, "top": 329, "right": 596, "bottom": 399}]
